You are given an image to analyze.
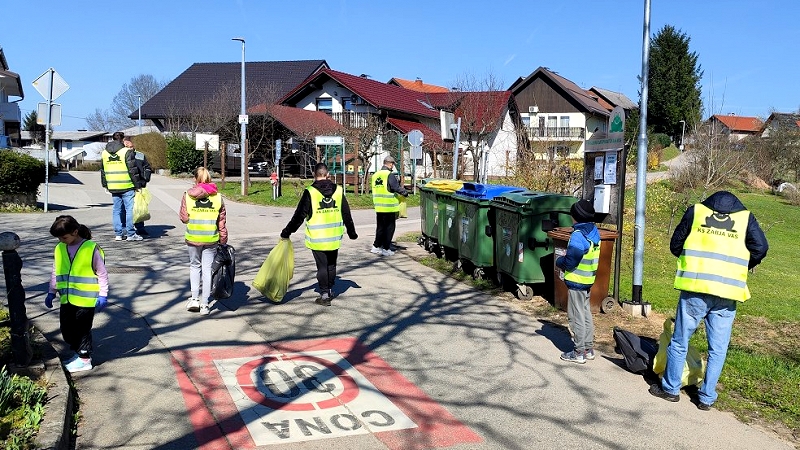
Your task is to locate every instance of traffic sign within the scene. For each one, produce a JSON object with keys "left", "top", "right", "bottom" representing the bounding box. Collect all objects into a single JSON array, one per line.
[
  {"left": 315, "top": 136, "right": 344, "bottom": 145},
  {"left": 238, "top": 114, "right": 249, "bottom": 124},
  {"left": 36, "top": 103, "right": 62, "bottom": 126},
  {"left": 32, "top": 69, "right": 69, "bottom": 101},
  {"left": 407, "top": 129, "right": 424, "bottom": 146}
]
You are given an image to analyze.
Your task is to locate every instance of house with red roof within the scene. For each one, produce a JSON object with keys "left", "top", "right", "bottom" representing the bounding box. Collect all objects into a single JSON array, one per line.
[
  {"left": 708, "top": 114, "right": 764, "bottom": 140},
  {"left": 280, "top": 68, "right": 451, "bottom": 179},
  {"left": 510, "top": 67, "right": 615, "bottom": 158},
  {"left": 387, "top": 77, "right": 450, "bottom": 93}
]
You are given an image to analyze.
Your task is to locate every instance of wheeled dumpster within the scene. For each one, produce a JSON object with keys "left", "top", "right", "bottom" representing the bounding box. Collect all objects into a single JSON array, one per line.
[
  {"left": 490, "top": 191, "right": 578, "bottom": 300},
  {"left": 452, "top": 183, "right": 526, "bottom": 278},
  {"left": 418, "top": 179, "right": 463, "bottom": 257},
  {"left": 548, "top": 227, "right": 619, "bottom": 313}
]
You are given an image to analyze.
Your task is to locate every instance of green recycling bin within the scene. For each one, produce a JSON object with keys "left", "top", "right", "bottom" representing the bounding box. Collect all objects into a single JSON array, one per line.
[
  {"left": 453, "top": 183, "right": 526, "bottom": 277},
  {"left": 418, "top": 179, "right": 463, "bottom": 256},
  {"left": 490, "top": 191, "right": 577, "bottom": 300}
]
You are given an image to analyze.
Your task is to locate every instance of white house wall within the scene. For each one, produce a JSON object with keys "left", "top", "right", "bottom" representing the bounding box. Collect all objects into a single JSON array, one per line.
[{"left": 484, "top": 110, "right": 518, "bottom": 178}]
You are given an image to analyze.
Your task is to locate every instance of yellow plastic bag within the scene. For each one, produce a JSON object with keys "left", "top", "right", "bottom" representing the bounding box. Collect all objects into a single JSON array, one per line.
[
  {"left": 133, "top": 188, "right": 152, "bottom": 223},
  {"left": 652, "top": 318, "right": 706, "bottom": 387},
  {"left": 398, "top": 195, "right": 408, "bottom": 218},
  {"left": 251, "top": 239, "right": 294, "bottom": 303}
]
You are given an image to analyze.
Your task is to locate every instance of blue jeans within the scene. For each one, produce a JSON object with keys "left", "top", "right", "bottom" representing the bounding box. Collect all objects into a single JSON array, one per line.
[
  {"left": 662, "top": 291, "right": 737, "bottom": 405},
  {"left": 112, "top": 190, "right": 136, "bottom": 237}
]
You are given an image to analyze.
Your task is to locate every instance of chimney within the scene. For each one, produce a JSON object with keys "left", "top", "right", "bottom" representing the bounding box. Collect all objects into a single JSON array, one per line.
[{"left": 415, "top": 78, "right": 423, "bottom": 87}]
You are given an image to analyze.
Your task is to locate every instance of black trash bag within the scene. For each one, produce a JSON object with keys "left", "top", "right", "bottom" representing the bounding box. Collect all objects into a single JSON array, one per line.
[
  {"left": 613, "top": 326, "right": 658, "bottom": 374},
  {"left": 210, "top": 244, "right": 235, "bottom": 300}
]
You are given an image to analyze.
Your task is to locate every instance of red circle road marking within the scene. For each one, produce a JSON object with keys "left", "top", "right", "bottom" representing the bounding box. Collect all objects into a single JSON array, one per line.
[{"left": 235, "top": 354, "right": 358, "bottom": 411}]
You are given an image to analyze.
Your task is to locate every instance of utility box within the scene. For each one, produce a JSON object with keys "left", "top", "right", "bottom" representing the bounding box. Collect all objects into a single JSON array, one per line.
[{"left": 594, "top": 184, "right": 611, "bottom": 214}]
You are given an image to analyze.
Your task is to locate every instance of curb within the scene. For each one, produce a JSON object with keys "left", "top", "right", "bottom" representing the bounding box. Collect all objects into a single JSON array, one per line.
[{"left": 31, "top": 327, "right": 74, "bottom": 450}]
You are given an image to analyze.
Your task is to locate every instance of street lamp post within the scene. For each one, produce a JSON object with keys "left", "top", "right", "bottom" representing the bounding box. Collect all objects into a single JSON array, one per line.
[
  {"left": 232, "top": 37, "right": 247, "bottom": 195},
  {"left": 137, "top": 94, "right": 142, "bottom": 135},
  {"left": 679, "top": 120, "right": 686, "bottom": 151}
]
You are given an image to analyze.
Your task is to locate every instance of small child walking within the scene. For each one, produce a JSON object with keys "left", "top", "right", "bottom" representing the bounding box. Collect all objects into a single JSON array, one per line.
[
  {"left": 46, "top": 215, "right": 109, "bottom": 373},
  {"left": 556, "top": 199, "right": 601, "bottom": 364}
]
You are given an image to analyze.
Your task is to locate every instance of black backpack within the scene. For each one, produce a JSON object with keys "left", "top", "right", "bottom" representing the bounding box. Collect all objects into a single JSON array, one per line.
[{"left": 613, "top": 327, "right": 658, "bottom": 374}]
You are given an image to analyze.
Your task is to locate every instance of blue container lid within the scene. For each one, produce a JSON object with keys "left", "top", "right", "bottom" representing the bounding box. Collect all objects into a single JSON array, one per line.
[{"left": 455, "top": 182, "right": 526, "bottom": 200}]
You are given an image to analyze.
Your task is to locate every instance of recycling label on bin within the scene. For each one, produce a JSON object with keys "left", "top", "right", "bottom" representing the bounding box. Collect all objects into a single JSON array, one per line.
[
  {"left": 518, "top": 242, "right": 524, "bottom": 263},
  {"left": 555, "top": 247, "right": 566, "bottom": 280},
  {"left": 461, "top": 217, "right": 469, "bottom": 243}
]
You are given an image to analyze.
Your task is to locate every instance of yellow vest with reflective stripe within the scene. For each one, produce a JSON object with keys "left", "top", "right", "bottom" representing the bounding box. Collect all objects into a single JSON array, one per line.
[
  {"left": 54, "top": 240, "right": 105, "bottom": 307},
  {"left": 674, "top": 204, "right": 751, "bottom": 301},
  {"left": 305, "top": 186, "right": 344, "bottom": 250},
  {"left": 102, "top": 148, "right": 134, "bottom": 191},
  {"left": 564, "top": 231, "right": 600, "bottom": 285},
  {"left": 185, "top": 193, "right": 222, "bottom": 243},
  {"left": 371, "top": 169, "right": 400, "bottom": 213}
]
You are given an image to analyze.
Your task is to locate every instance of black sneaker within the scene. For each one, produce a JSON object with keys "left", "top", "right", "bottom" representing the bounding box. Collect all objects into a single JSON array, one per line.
[
  {"left": 649, "top": 384, "right": 679, "bottom": 402},
  {"left": 314, "top": 295, "right": 331, "bottom": 307},
  {"left": 696, "top": 401, "right": 712, "bottom": 411}
]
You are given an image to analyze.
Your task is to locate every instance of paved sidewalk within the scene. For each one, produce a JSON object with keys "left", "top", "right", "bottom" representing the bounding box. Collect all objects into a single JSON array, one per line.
[{"left": 0, "top": 171, "right": 791, "bottom": 449}]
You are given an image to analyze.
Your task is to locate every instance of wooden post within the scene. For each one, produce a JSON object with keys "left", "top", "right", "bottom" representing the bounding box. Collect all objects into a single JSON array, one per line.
[{"left": 220, "top": 141, "right": 226, "bottom": 189}]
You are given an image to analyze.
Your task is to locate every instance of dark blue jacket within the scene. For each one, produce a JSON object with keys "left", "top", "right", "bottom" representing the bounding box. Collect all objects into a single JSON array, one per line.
[{"left": 556, "top": 222, "right": 601, "bottom": 291}]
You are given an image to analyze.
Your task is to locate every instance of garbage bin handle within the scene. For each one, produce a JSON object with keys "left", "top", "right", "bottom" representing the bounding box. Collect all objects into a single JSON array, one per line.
[{"left": 528, "top": 237, "right": 550, "bottom": 251}]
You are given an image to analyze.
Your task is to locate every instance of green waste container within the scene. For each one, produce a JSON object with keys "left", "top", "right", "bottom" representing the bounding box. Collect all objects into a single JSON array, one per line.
[
  {"left": 453, "top": 183, "right": 526, "bottom": 277},
  {"left": 490, "top": 191, "right": 577, "bottom": 299},
  {"left": 418, "top": 179, "right": 463, "bottom": 256}
]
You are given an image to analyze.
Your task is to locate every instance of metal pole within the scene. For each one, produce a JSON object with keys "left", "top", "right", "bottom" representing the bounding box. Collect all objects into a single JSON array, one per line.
[
  {"left": 44, "top": 68, "right": 54, "bottom": 213},
  {"left": 137, "top": 94, "right": 142, "bottom": 135},
  {"left": 232, "top": 38, "right": 247, "bottom": 196},
  {"left": 632, "top": 0, "right": 651, "bottom": 305},
  {"left": 451, "top": 117, "right": 461, "bottom": 180},
  {"left": 679, "top": 120, "right": 686, "bottom": 151}
]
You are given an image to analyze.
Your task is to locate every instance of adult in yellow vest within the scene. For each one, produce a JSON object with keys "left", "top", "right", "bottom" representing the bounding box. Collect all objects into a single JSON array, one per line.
[
  {"left": 179, "top": 167, "right": 228, "bottom": 315},
  {"left": 371, "top": 155, "right": 408, "bottom": 256},
  {"left": 281, "top": 163, "right": 358, "bottom": 306},
  {"left": 650, "top": 191, "right": 768, "bottom": 410},
  {"left": 100, "top": 131, "right": 145, "bottom": 242},
  {"left": 556, "top": 199, "right": 600, "bottom": 364},
  {"left": 45, "top": 215, "right": 109, "bottom": 373}
]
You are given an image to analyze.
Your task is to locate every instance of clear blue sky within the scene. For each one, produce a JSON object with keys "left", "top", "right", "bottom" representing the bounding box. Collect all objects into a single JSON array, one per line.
[{"left": 5, "top": 0, "right": 798, "bottom": 130}]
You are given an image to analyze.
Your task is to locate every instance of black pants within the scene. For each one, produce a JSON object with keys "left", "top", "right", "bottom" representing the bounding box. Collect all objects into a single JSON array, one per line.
[
  {"left": 373, "top": 212, "right": 397, "bottom": 250},
  {"left": 311, "top": 249, "right": 338, "bottom": 294},
  {"left": 60, "top": 302, "right": 96, "bottom": 358}
]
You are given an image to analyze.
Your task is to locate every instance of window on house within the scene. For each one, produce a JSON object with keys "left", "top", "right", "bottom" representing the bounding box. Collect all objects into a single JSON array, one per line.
[
  {"left": 547, "top": 116, "right": 557, "bottom": 136},
  {"left": 538, "top": 117, "right": 546, "bottom": 137},
  {"left": 560, "top": 116, "right": 569, "bottom": 128},
  {"left": 316, "top": 98, "right": 333, "bottom": 114},
  {"left": 342, "top": 97, "right": 353, "bottom": 111},
  {"left": 521, "top": 116, "right": 530, "bottom": 127}
]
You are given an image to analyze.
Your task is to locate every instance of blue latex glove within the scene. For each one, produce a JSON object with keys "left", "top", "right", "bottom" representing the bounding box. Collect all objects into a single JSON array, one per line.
[
  {"left": 45, "top": 292, "right": 56, "bottom": 309},
  {"left": 96, "top": 296, "right": 108, "bottom": 311}
]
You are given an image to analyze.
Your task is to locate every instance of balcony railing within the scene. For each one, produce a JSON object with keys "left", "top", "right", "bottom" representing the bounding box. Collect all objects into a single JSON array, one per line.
[
  {"left": 528, "top": 126, "right": 585, "bottom": 140},
  {"left": 329, "top": 111, "right": 374, "bottom": 128}
]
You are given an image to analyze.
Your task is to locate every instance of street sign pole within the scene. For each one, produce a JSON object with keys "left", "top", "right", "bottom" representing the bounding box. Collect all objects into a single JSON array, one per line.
[{"left": 32, "top": 68, "right": 69, "bottom": 213}]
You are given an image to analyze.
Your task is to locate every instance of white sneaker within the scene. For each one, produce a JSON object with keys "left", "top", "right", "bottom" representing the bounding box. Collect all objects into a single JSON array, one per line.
[
  {"left": 65, "top": 357, "right": 93, "bottom": 373},
  {"left": 370, "top": 246, "right": 382, "bottom": 254},
  {"left": 381, "top": 249, "right": 395, "bottom": 256},
  {"left": 200, "top": 305, "right": 210, "bottom": 315},
  {"left": 114, "top": 236, "right": 123, "bottom": 241},
  {"left": 186, "top": 298, "right": 200, "bottom": 312},
  {"left": 127, "top": 234, "right": 144, "bottom": 241}
]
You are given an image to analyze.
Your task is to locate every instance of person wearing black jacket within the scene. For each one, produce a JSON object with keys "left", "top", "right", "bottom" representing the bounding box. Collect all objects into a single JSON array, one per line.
[
  {"left": 100, "top": 132, "right": 142, "bottom": 241},
  {"left": 280, "top": 163, "right": 357, "bottom": 306},
  {"left": 649, "top": 190, "right": 768, "bottom": 410}
]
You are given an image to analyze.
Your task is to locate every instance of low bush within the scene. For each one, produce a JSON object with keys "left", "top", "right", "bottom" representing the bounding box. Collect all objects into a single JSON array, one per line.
[
  {"left": 0, "top": 365, "right": 46, "bottom": 449},
  {"left": 166, "top": 136, "right": 203, "bottom": 175},
  {"left": 133, "top": 133, "right": 167, "bottom": 170},
  {"left": 0, "top": 151, "right": 45, "bottom": 196}
]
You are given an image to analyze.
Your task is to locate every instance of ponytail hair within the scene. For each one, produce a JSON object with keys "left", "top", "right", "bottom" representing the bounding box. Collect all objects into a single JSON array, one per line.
[{"left": 50, "top": 215, "right": 92, "bottom": 240}]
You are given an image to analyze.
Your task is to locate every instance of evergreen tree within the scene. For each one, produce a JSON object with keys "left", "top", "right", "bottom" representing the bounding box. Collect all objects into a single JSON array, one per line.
[
  {"left": 647, "top": 25, "right": 703, "bottom": 141},
  {"left": 23, "top": 111, "right": 46, "bottom": 144}
]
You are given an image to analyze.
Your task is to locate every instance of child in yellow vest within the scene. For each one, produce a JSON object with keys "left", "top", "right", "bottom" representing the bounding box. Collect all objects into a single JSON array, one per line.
[{"left": 46, "top": 215, "right": 109, "bottom": 373}]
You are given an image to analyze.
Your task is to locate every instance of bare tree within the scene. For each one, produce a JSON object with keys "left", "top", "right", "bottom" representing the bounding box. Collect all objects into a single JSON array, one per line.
[
  {"left": 340, "top": 114, "right": 385, "bottom": 194},
  {"left": 449, "top": 71, "right": 508, "bottom": 181},
  {"left": 86, "top": 74, "right": 167, "bottom": 131}
]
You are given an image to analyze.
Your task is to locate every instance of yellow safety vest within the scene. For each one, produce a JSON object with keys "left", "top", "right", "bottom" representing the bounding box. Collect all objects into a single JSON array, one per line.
[
  {"left": 371, "top": 169, "right": 400, "bottom": 213},
  {"left": 305, "top": 186, "right": 344, "bottom": 250},
  {"left": 54, "top": 240, "right": 105, "bottom": 308},
  {"left": 674, "top": 204, "right": 751, "bottom": 301},
  {"left": 185, "top": 193, "right": 222, "bottom": 243},
  {"left": 102, "top": 148, "right": 134, "bottom": 192},
  {"left": 564, "top": 231, "right": 601, "bottom": 285}
]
